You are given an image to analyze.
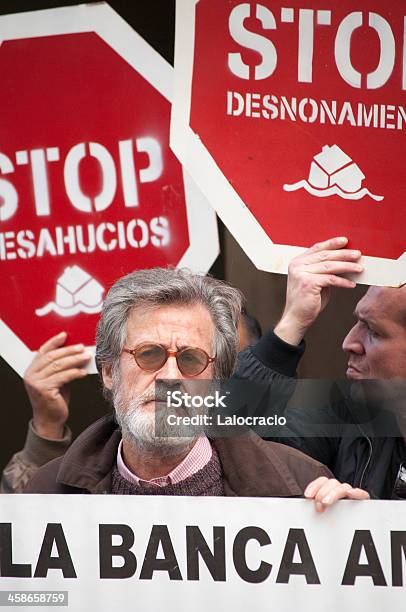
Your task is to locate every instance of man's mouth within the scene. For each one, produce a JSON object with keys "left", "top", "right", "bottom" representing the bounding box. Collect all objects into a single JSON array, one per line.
[
  {"left": 142, "top": 397, "right": 166, "bottom": 405},
  {"left": 346, "top": 363, "right": 363, "bottom": 379}
]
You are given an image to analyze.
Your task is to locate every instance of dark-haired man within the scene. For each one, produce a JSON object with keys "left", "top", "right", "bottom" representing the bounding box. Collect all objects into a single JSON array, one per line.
[{"left": 237, "top": 237, "right": 406, "bottom": 500}]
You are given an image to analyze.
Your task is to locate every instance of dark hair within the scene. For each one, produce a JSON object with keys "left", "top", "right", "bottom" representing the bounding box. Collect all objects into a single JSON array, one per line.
[{"left": 241, "top": 309, "right": 262, "bottom": 345}]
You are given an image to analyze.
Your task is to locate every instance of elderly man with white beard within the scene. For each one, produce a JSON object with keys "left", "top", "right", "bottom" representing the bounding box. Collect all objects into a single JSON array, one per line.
[{"left": 24, "top": 267, "right": 336, "bottom": 498}]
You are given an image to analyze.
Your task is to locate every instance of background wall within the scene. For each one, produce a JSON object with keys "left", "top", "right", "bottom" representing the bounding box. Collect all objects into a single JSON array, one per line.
[{"left": 0, "top": 0, "right": 366, "bottom": 471}]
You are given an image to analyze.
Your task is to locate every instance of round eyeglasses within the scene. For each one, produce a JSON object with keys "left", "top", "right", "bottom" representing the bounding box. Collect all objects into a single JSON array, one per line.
[{"left": 123, "top": 343, "right": 215, "bottom": 377}]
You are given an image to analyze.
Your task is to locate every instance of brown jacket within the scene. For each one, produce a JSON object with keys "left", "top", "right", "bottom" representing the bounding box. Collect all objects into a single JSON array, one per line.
[
  {"left": 1, "top": 420, "right": 72, "bottom": 494},
  {"left": 24, "top": 414, "right": 332, "bottom": 496}
]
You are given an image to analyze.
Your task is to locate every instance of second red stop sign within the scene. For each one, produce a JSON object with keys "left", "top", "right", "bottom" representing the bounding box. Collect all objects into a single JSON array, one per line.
[{"left": 171, "top": 0, "right": 406, "bottom": 286}]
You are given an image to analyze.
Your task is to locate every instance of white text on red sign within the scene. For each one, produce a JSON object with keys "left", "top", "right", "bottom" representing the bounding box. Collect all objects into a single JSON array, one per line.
[
  {"left": 0, "top": 137, "right": 163, "bottom": 222},
  {"left": 228, "top": 5, "right": 405, "bottom": 89}
]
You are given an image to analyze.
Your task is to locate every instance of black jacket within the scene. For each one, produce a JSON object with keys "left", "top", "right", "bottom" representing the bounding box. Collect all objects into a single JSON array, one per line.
[{"left": 233, "top": 329, "right": 406, "bottom": 499}]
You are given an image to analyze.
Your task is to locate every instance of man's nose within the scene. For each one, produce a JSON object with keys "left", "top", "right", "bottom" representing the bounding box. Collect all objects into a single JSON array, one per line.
[
  {"left": 342, "top": 324, "right": 364, "bottom": 355},
  {"left": 157, "top": 355, "right": 182, "bottom": 382}
]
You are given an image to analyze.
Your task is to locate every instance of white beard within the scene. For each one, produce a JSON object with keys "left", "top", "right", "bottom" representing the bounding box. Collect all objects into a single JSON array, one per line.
[{"left": 113, "top": 384, "right": 202, "bottom": 457}]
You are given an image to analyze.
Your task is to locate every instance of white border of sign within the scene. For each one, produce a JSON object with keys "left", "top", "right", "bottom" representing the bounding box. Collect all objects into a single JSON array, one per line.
[
  {"left": 171, "top": 0, "right": 406, "bottom": 288},
  {"left": 0, "top": 495, "right": 405, "bottom": 611},
  {"left": 0, "top": 2, "right": 219, "bottom": 377}
]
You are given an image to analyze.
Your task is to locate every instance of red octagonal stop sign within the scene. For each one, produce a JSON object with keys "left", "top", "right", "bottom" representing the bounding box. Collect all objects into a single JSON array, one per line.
[
  {"left": 0, "top": 3, "right": 218, "bottom": 375},
  {"left": 171, "top": 0, "right": 406, "bottom": 286}
]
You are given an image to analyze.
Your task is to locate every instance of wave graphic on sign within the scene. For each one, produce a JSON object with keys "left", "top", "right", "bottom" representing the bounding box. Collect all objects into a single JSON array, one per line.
[
  {"left": 36, "top": 265, "right": 105, "bottom": 318},
  {"left": 283, "top": 181, "right": 383, "bottom": 202},
  {"left": 283, "top": 144, "right": 383, "bottom": 202},
  {"left": 36, "top": 301, "right": 103, "bottom": 317}
]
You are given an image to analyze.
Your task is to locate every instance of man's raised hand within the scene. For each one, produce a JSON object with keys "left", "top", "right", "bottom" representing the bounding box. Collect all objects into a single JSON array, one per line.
[
  {"left": 24, "top": 332, "right": 91, "bottom": 439},
  {"left": 275, "top": 237, "right": 363, "bottom": 345}
]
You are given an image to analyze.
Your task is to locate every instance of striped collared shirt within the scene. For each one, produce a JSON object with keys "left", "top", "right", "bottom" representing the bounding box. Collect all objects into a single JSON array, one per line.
[{"left": 116, "top": 437, "right": 212, "bottom": 487}]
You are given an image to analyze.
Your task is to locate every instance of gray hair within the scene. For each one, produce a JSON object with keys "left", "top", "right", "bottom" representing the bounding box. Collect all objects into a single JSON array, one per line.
[{"left": 96, "top": 267, "right": 244, "bottom": 382}]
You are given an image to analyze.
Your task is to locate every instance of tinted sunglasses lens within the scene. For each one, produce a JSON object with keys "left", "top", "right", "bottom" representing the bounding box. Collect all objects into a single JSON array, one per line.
[
  {"left": 135, "top": 344, "right": 167, "bottom": 371},
  {"left": 178, "top": 348, "right": 209, "bottom": 376}
]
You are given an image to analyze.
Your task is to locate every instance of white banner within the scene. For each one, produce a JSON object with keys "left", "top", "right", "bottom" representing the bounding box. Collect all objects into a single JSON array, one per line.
[{"left": 0, "top": 495, "right": 404, "bottom": 610}]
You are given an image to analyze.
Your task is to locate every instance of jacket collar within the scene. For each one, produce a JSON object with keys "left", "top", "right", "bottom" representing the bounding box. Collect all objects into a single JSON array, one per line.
[{"left": 56, "top": 414, "right": 120, "bottom": 493}]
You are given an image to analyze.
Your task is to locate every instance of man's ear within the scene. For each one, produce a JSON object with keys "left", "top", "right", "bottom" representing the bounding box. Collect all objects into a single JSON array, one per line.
[{"left": 102, "top": 364, "right": 113, "bottom": 390}]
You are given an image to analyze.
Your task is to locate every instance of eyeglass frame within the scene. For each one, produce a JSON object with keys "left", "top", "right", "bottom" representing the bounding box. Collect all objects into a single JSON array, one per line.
[{"left": 122, "top": 343, "right": 215, "bottom": 377}]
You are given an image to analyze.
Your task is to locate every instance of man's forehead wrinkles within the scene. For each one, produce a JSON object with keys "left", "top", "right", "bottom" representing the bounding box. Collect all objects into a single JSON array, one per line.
[
  {"left": 125, "top": 305, "right": 214, "bottom": 351},
  {"left": 355, "top": 297, "right": 405, "bottom": 334}
]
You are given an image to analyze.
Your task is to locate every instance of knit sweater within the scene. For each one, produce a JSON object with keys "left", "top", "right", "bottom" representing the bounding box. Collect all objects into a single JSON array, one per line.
[{"left": 111, "top": 448, "right": 224, "bottom": 496}]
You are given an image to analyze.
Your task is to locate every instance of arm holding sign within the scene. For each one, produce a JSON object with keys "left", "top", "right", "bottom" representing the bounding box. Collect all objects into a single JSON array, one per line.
[
  {"left": 24, "top": 331, "right": 91, "bottom": 439},
  {"left": 236, "top": 237, "right": 363, "bottom": 382},
  {"left": 0, "top": 332, "right": 91, "bottom": 493},
  {"left": 232, "top": 237, "right": 365, "bottom": 482}
]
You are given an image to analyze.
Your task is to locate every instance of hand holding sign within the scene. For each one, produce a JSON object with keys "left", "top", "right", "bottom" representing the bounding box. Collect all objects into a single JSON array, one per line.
[
  {"left": 274, "top": 237, "right": 363, "bottom": 345},
  {"left": 305, "top": 476, "right": 370, "bottom": 513},
  {"left": 24, "top": 332, "right": 91, "bottom": 439}
]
